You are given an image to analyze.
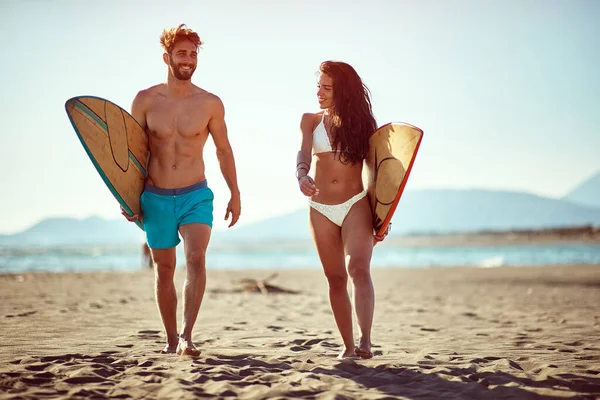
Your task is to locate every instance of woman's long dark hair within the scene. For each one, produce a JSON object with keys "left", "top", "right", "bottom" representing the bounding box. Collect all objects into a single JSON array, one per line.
[{"left": 320, "top": 61, "right": 377, "bottom": 165}]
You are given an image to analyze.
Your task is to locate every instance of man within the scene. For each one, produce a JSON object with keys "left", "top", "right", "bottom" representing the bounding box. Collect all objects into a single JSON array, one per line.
[{"left": 121, "top": 24, "right": 241, "bottom": 356}]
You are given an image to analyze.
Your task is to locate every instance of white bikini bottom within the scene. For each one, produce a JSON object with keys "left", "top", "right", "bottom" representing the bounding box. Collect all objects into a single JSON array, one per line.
[{"left": 308, "top": 191, "right": 367, "bottom": 227}]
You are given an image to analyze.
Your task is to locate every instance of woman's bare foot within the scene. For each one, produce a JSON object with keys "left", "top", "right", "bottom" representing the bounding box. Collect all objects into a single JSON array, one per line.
[
  {"left": 176, "top": 336, "right": 201, "bottom": 357},
  {"left": 157, "top": 342, "right": 177, "bottom": 354},
  {"left": 354, "top": 337, "right": 373, "bottom": 359},
  {"left": 337, "top": 347, "right": 358, "bottom": 359}
]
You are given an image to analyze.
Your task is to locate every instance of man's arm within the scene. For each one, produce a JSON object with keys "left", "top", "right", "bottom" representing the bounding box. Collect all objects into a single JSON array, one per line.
[
  {"left": 131, "top": 90, "right": 148, "bottom": 131},
  {"left": 120, "top": 90, "right": 149, "bottom": 222},
  {"left": 131, "top": 90, "right": 151, "bottom": 176},
  {"left": 208, "top": 96, "right": 241, "bottom": 227}
]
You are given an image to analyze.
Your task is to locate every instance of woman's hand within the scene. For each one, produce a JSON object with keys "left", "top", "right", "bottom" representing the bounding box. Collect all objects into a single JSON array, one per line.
[{"left": 298, "top": 175, "right": 319, "bottom": 197}]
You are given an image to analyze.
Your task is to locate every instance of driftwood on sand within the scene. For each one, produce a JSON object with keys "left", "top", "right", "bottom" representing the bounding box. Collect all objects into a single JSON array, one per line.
[{"left": 212, "top": 273, "right": 300, "bottom": 294}]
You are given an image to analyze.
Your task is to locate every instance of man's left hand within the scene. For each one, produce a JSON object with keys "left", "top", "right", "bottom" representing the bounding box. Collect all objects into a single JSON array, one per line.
[{"left": 225, "top": 193, "right": 241, "bottom": 228}]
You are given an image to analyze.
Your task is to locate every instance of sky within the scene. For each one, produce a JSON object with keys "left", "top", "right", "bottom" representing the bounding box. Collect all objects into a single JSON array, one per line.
[{"left": 0, "top": 0, "right": 598, "bottom": 234}]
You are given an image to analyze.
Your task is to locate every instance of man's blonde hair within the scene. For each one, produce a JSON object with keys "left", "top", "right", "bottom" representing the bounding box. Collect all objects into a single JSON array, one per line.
[{"left": 160, "top": 24, "right": 202, "bottom": 54}]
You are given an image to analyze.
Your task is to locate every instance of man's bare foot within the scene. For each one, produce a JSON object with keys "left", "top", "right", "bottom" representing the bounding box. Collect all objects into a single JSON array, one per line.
[
  {"left": 176, "top": 337, "right": 201, "bottom": 357},
  {"left": 355, "top": 338, "right": 373, "bottom": 359},
  {"left": 157, "top": 343, "right": 177, "bottom": 354},
  {"left": 337, "top": 347, "right": 358, "bottom": 359}
]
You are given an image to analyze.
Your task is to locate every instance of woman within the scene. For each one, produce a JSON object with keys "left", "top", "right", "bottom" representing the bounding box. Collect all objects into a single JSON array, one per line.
[{"left": 296, "top": 61, "right": 379, "bottom": 359}]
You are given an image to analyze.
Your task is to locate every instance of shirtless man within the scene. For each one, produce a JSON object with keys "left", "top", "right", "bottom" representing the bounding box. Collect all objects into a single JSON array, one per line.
[{"left": 121, "top": 24, "right": 241, "bottom": 356}]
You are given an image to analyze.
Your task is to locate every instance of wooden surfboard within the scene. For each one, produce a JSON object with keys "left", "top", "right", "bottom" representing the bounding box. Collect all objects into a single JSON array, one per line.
[
  {"left": 65, "top": 96, "right": 148, "bottom": 231},
  {"left": 364, "top": 122, "right": 424, "bottom": 241}
]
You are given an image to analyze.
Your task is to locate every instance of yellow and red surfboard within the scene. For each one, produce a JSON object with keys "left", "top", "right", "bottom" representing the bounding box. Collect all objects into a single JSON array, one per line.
[{"left": 364, "top": 122, "right": 423, "bottom": 242}]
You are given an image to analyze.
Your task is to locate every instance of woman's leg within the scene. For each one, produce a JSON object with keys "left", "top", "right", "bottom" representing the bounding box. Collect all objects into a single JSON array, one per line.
[
  {"left": 341, "top": 197, "right": 375, "bottom": 358},
  {"left": 309, "top": 207, "right": 356, "bottom": 358}
]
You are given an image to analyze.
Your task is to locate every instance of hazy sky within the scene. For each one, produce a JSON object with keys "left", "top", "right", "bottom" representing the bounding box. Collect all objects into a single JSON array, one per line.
[{"left": 0, "top": 0, "right": 598, "bottom": 234}]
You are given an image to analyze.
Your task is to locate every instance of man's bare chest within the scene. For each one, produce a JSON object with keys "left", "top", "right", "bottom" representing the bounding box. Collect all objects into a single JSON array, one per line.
[{"left": 146, "top": 101, "right": 211, "bottom": 137}]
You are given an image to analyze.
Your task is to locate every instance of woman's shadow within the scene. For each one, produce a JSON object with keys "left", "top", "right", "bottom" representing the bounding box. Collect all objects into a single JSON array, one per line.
[{"left": 186, "top": 353, "right": 599, "bottom": 399}]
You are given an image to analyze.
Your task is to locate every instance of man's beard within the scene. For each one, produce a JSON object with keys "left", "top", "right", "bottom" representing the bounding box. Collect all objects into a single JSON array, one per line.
[{"left": 169, "top": 57, "right": 195, "bottom": 81}]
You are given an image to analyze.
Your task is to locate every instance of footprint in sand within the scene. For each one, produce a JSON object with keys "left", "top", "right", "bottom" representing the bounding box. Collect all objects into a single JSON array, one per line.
[
  {"left": 513, "top": 341, "right": 535, "bottom": 347},
  {"left": 5, "top": 310, "right": 38, "bottom": 318},
  {"left": 39, "top": 354, "right": 87, "bottom": 364},
  {"left": 1, "top": 372, "right": 22, "bottom": 379},
  {"left": 286, "top": 338, "right": 334, "bottom": 352},
  {"left": 62, "top": 376, "right": 107, "bottom": 384},
  {"left": 288, "top": 339, "right": 310, "bottom": 352},
  {"left": 91, "top": 355, "right": 118, "bottom": 365},
  {"left": 319, "top": 341, "right": 340, "bottom": 349},
  {"left": 513, "top": 335, "right": 535, "bottom": 347},
  {"left": 586, "top": 368, "right": 600, "bottom": 375},
  {"left": 483, "top": 356, "right": 502, "bottom": 361},
  {"left": 267, "top": 342, "right": 287, "bottom": 348},
  {"left": 137, "top": 360, "right": 153, "bottom": 367},
  {"left": 24, "top": 363, "right": 52, "bottom": 372},
  {"left": 137, "top": 330, "right": 160, "bottom": 334},
  {"left": 558, "top": 348, "right": 577, "bottom": 353},
  {"left": 524, "top": 327, "right": 543, "bottom": 332},
  {"left": 110, "top": 359, "right": 139, "bottom": 368},
  {"left": 470, "top": 357, "right": 494, "bottom": 364},
  {"left": 92, "top": 365, "right": 120, "bottom": 378},
  {"left": 266, "top": 325, "right": 283, "bottom": 332},
  {"left": 289, "top": 346, "right": 309, "bottom": 352},
  {"left": 223, "top": 326, "right": 242, "bottom": 331},
  {"left": 564, "top": 340, "right": 583, "bottom": 346},
  {"left": 20, "top": 372, "right": 55, "bottom": 385},
  {"left": 303, "top": 338, "right": 325, "bottom": 346},
  {"left": 136, "top": 330, "right": 161, "bottom": 341}
]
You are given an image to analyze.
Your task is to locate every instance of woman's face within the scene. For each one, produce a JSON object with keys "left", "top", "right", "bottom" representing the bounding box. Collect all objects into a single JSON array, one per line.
[{"left": 316, "top": 73, "right": 334, "bottom": 110}]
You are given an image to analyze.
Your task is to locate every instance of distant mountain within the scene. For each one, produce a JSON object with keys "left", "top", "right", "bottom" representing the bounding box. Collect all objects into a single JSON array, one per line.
[
  {"left": 218, "top": 188, "right": 600, "bottom": 243},
  {"left": 0, "top": 216, "right": 143, "bottom": 248},
  {"left": 2, "top": 188, "right": 600, "bottom": 248},
  {"left": 391, "top": 189, "right": 600, "bottom": 234},
  {"left": 563, "top": 171, "right": 600, "bottom": 209}
]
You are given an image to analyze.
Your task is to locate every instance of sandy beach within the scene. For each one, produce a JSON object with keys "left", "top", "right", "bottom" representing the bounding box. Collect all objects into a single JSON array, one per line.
[{"left": 1, "top": 265, "right": 599, "bottom": 399}]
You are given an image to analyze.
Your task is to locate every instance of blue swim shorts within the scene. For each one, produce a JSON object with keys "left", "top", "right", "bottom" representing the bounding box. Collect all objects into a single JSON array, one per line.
[{"left": 140, "top": 180, "right": 214, "bottom": 249}]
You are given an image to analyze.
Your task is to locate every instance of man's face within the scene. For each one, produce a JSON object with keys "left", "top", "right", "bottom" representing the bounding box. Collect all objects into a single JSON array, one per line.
[
  {"left": 165, "top": 39, "right": 198, "bottom": 81},
  {"left": 316, "top": 73, "right": 334, "bottom": 109}
]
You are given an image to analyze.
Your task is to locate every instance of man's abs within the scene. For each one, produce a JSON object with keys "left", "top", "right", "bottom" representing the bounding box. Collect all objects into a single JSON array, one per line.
[{"left": 146, "top": 134, "right": 208, "bottom": 188}]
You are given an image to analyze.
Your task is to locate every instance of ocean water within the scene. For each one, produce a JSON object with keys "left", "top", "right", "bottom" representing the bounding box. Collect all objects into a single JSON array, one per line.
[{"left": 1, "top": 242, "right": 599, "bottom": 274}]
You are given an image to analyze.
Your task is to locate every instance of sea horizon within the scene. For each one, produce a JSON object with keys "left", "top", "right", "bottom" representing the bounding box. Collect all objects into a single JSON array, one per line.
[{"left": 1, "top": 240, "right": 599, "bottom": 274}]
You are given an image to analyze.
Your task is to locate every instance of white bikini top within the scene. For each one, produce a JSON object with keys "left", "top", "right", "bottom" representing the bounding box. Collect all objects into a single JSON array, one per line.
[{"left": 312, "top": 112, "right": 334, "bottom": 155}]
